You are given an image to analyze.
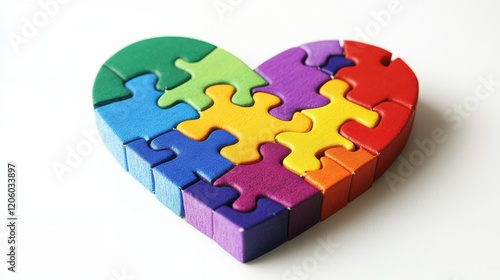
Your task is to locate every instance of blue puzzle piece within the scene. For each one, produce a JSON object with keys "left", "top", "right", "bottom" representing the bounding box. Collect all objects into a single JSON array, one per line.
[
  {"left": 125, "top": 138, "right": 175, "bottom": 193},
  {"left": 183, "top": 180, "right": 239, "bottom": 237},
  {"left": 213, "top": 198, "right": 289, "bottom": 263},
  {"left": 150, "top": 130, "right": 237, "bottom": 217},
  {"left": 95, "top": 73, "right": 199, "bottom": 169},
  {"left": 320, "top": 55, "right": 355, "bottom": 76}
]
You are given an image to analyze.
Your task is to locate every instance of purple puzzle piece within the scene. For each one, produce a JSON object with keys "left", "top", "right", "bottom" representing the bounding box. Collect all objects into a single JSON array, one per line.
[
  {"left": 182, "top": 180, "right": 239, "bottom": 238},
  {"left": 300, "top": 40, "right": 343, "bottom": 67},
  {"left": 213, "top": 198, "right": 288, "bottom": 263},
  {"left": 214, "top": 143, "right": 322, "bottom": 239},
  {"left": 252, "top": 48, "right": 330, "bottom": 121}
]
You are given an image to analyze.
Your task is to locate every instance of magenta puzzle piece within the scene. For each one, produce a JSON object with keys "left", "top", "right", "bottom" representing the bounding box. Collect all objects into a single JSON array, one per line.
[{"left": 214, "top": 143, "right": 322, "bottom": 239}]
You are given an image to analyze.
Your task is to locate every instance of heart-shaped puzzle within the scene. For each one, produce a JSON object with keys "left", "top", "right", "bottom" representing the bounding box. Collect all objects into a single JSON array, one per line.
[{"left": 93, "top": 37, "right": 418, "bottom": 262}]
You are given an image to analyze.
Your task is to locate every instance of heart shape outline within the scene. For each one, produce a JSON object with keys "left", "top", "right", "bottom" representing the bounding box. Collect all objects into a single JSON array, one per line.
[{"left": 93, "top": 37, "right": 418, "bottom": 262}]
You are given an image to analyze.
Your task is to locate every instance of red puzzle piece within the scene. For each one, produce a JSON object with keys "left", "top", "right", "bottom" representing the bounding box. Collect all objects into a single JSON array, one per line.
[
  {"left": 340, "top": 101, "right": 415, "bottom": 179},
  {"left": 336, "top": 41, "right": 418, "bottom": 110}
]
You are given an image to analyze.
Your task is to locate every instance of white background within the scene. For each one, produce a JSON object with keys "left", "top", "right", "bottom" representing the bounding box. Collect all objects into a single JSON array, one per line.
[{"left": 1, "top": 0, "right": 500, "bottom": 279}]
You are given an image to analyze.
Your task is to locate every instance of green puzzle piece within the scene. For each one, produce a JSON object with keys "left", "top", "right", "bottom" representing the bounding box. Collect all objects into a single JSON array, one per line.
[
  {"left": 93, "top": 37, "right": 216, "bottom": 107},
  {"left": 157, "top": 48, "right": 267, "bottom": 111},
  {"left": 93, "top": 66, "right": 130, "bottom": 107}
]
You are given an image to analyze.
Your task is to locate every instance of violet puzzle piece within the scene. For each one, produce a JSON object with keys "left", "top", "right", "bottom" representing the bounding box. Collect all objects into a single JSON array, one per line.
[
  {"left": 151, "top": 130, "right": 237, "bottom": 217},
  {"left": 253, "top": 48, "right": 330, "bottom": 121},
  {"left": 300, "top": 40, "right": 343, "bottom": 67},
  {"left": 215, "top": 143, "right": 322, "bottom": 239},
  {"left": 182, "top": 180, "right": 239, "bottom": 238},
  {"left": 94, "top": 74, "right": 198, "bottom": 169},
  {"left": 213, "top": 198, "right": 288, "bottom": 263},
  {"left": 125, "top": 139, "right": 175, "bottom": 193},
  {"left": 320, "top": 55, "right": 355, "bottom": 76}
]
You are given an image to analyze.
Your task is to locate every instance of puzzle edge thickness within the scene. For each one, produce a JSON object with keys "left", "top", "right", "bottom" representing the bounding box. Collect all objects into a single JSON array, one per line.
[{"left": 93, "top": 37, "right": 418, "bottom": 263}]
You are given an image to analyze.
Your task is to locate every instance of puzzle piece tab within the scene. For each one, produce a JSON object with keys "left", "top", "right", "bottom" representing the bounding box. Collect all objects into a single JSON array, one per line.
[
  {"left": 340, "top": 101, "right": 415, "bottom": 179},
  {"left": 215, "top": 143, "right": 322, "bottom": 239},
  {"left": 336, "top": 41, "right": 418, "bottom": 110},
  {"left": 93, "top": 37, "right": 215, "bottom": 107},
  {"left": 94, "top": 74, "right": 198, "bottom": 168},
  {"left": 320, "top": 55, "right": 355, "bottom": 76},
  {"left": 177, "top": 84, "right": 312, "bottom": 164},
  {"left": 150, "top": 130, "right": 237, "bottom": 216},
  {"left": 252, "top": 48, "right": 330, "bottom": 120},
  {"left": 299, "top": 40, "right": 343, "bottom": 67},
  {"left": 158, "top": 48, "right": 267, "bottom": 111},
  {"left": 276, "top": 79, "right": 380, "bottom": 175}
]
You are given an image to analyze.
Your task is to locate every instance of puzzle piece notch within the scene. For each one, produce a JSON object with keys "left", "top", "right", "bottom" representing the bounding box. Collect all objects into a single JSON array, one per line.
[
  {"left": 340, "top": 101, "right": 415, "bottom": 179},
  {"left": 276, "top": 79, "right": 380, "bottom": 175},
  {"left": 177, "top": 84, "right": 312, "bottom": 165},
  {"left": 214, "top": 143, "right": 322, "bottom": 239},
  {"left": 252, "top": 47, "right": 330, "bottom": 120},
  {"left": 150, "top": 130, "right": 237, "bottom": 217},
  {"left": 94, "top": 74, "right": 199, "bottom": 168},
  {"left": 158, "top": 48, "right": 267, "bottom": 111},
  {"left": 93, "top": 37, "right": 216, "bottom": 107},
  {"left": 336, "top": 41, "right": 418, "bottom": 110},
  {"left": 299, "top": 40, "right": 343, "bottom": 67}
]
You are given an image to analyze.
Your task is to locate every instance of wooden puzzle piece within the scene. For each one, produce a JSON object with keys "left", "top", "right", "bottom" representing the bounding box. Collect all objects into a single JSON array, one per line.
[
  {"left": 340, "top": 101, "right": 415, "bottom": 179},
  {"left": 252, "top": 48, "right": 330, "bottom": 120},
  {"left": 182, "top": 180, "right": 239, "bottom": 238},
  {"left": 150, "top": 130, "right": 237, "bottom": 217},
  {"left": 336, "top": 41, "right": 418, "bottom": 110},
  {"left": 92, "top": 66, "right": 130, "bottom": 108},
  {"left": 94, "top": 74, "right": 198, "bottom": 168},
  {"left": 214, "top": 143, "right": 322, "bottom": 239},
  {"left": 157, "top": 48, "right": 267, "bottom": 111},
  {"left": 305, "top": 157, "right": 352, "bottom": 220},
  {"left": 299, "top": 40, "right": 343, "bottom": 67},
  {"left": 213, "top": 198, "right": 289, "bottom": 263},
  {"left": 176, "top": 84, "right": 312, "bottom": 165},
  {"left": 276, "top": 79, "right": 380, "bottom": 175},
  {"left": 320, "top": 55, "right": 355, "bottom": 76},
  {"left": 325, "top": 147, "right": 377, "bottom": 201},
  {"left": 125, "top": 138, "right": 175, "bottom": 193},
  {"left": 93, "top": 37, "right": 215, "bottom": 107}
]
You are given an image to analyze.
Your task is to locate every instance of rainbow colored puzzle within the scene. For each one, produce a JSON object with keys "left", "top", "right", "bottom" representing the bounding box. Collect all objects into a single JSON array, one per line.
[{"left": 92, "top": 37, "right": 418, "bottom": 262}]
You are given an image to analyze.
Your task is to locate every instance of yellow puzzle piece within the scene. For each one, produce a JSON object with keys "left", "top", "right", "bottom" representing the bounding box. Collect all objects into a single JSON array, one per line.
[
  {"left": 176, "top": 84, "right": 312, "bottom": 164},
  {"left": 276, "top": 79, "right": 380, "bottom": 175}
]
